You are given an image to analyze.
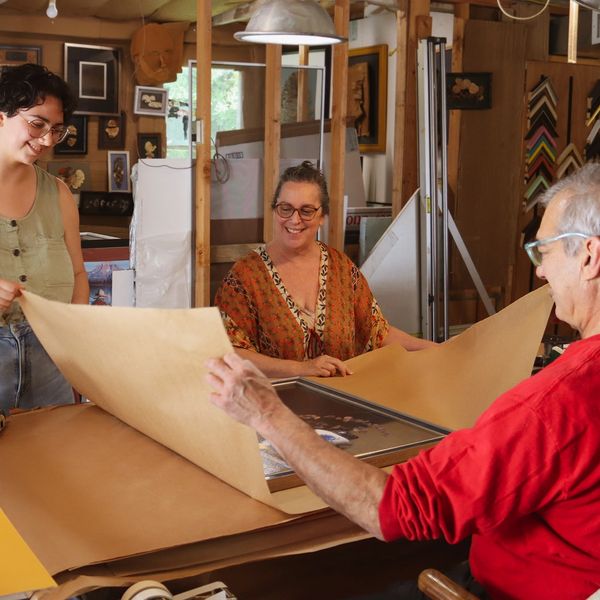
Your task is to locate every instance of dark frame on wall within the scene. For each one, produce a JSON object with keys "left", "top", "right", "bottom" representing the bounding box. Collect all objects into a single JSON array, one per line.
[
  {"left": 98, "top": 112, "right": 126, "bottom": 150},
  {"left": 446, "top": 72, "right": 492, "bottom": 110},
  {"left": 0, "top": 45, "right": 42, "bottom": 68},
  {"left": 64, "top": 43, "right": 120, "bottom": 116},
  {"left": 137, "top": 133, "right": 162, "bottom": 159},
  {"left": 54, "top": 115, "right": 88, "bottom": 155},
  {"left": 348, "top": 44, "right": 388, "bottom": 154}
]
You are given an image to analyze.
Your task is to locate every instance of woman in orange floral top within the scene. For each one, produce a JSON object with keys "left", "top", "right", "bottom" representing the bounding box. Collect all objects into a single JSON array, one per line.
[{"left": 214, "top": 161, "right": 435, "bottom": 378}]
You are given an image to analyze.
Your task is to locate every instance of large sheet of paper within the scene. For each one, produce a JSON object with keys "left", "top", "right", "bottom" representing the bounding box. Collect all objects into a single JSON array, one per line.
[
  {"left": 2, "top": 286, "right": 552, "bottom": 593},
  {"left": 315, "top": 285, "right": 554, "bottom": 431}
]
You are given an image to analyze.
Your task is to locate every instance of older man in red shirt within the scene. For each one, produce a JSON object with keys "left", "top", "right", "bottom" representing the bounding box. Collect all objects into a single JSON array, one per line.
[{"left": 206, "top": 163, "right": 600, "bottom": 599}]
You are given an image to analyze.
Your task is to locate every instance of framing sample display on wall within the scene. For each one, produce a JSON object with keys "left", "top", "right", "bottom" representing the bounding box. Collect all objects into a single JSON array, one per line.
[
  {"left": 107, "top": 151, "right": 131, "bottom": 193},
  {"left": 98, "top": 112, "right": 126, "bottom": 149},
  {"left": 348, "top": 44, "right": 388, "bottom": 154},
  {"left": 54, "top": 115, "right": 88, "bottom": 155},
  {"left": 134, "top": 86, "right": 168, "bottom": 116},
  {"left": 64, "top": 43, "right": 120, "bottom": 116},
  {"left": 0, "top": 45, "right": 41, "bottom": 67}
]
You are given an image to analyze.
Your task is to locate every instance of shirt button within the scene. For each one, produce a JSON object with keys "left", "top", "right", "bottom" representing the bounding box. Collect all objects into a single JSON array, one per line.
[
  {"left": 10, "top": 219, "right": 17, "bottom": 227},
  {"left": 19, "top": 275, "right": 27, "bottom": 282},
  {"left": 13, "top": 249, "right": 20, "bottom": 256}
]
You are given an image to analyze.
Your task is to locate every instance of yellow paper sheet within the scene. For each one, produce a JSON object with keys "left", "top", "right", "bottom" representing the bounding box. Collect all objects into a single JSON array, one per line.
[{"left": 0, "top": 507, "right": 56, "bottom": 594}]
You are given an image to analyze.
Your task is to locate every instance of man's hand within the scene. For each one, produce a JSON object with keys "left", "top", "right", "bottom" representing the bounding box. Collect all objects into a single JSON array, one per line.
[{"left": 206, "top": 352, "right": 285, "bottom": 433}]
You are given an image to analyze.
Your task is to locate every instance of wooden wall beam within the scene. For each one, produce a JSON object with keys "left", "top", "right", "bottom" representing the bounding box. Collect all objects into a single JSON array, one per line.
[
  {"left": 391, "top": 0, "right": 431, "bottom": 214},
  {"left": 297, "top": 45, "right": 310, "bottom": 122},
  {"left": 263, "top": 44, "right": 282, "bottom": 243},
  {"left": 194, "top": 0, "right": 212, "bottom": 307},
  {"left": 447, "top": 3, "right": 469, "bottom": 217},
  {"left": 329, "top": 0, "right": 350, "bottom": 251}
]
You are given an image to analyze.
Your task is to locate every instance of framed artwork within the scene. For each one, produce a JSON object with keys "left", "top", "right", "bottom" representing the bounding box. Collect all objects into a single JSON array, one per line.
[
  {"left": 47, "top": 161, "right": 91, "bottom": 192},
  {"left": 64, "top": 43, "right": 120, "bottom": 116},
  {"left": 98, "top": 112, "right": 126, "bottom": 150},
  {"left": 446, "top": 72, "right": 492, "bottom": 110},
  {"left": 137, "top": 133, "right": 162, "bottom": 159},
  {"left": 107, "top": 151, "right": 131, "bottom": 193},
  {"left": 134, "top": 86, "right": 168, "bottom": 116},
  {"left": 82, "top": 242, "right": 130, "bottom": 306},
  {"left": 0, "top": 45, "right": 41, "bottom": 68},
  {"left": 53, "top": 115, "right": 88, "bottom": 155},
  {"left": 347, "top": 44, "right": 388, "bottom": 154},
  {"left": 79, "top": 191, "right": 133, "bottom": 216}
]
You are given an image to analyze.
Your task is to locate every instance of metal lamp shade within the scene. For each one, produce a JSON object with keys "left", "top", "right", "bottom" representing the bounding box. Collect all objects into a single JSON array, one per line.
[{"left": 234, "top": 0, "right": 345, "bottom": 46}]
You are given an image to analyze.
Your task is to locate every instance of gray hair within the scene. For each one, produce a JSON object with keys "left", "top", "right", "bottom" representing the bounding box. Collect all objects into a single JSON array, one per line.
[{"left": 539, "top": 162, "right": 600, "bottom": 255}]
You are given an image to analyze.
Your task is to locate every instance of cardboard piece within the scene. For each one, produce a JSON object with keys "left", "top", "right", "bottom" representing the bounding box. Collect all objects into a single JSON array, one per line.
[{"left": 0, "top": 507, "right": 56, "bottom": 594}]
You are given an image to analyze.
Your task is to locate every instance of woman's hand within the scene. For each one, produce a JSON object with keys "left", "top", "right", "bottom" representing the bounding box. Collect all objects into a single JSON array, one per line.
[
  {"left": 0, "top": 279, "right": 22, "bottom": 312},
  {"left": 299, "top": 355, "right": 352, "bottom": 377}
]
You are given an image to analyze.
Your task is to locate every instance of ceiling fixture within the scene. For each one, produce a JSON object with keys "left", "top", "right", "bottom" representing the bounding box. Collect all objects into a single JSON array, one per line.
[
  {"left": 46, "top": 0, "right": 58, "bottom": 19},
  {"left": 234, "top": 0, "right": 345, "bottom": 46}
]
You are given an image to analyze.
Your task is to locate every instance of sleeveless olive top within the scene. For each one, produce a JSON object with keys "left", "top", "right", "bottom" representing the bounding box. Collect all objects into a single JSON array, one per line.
[{"left": 0, "top": 164, "right": 74, "bottom": 325}]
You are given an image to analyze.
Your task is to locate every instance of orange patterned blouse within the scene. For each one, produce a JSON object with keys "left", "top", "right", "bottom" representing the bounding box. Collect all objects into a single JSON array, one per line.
[{"left": 214, "top": 242, "right": 389, "bottom": 361}]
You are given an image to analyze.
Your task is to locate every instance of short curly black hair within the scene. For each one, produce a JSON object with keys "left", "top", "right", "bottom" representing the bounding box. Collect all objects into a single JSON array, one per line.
[
  {"left": 271, "top": 160, "right": 330, "bottom": 215},
  {"left": 0, "top": 63, "right": 77, "bottom": 121}
]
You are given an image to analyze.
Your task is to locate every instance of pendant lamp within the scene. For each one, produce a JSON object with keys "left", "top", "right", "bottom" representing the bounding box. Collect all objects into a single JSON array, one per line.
[{"left": 234, "top": 0, "right": 346, "bottom": 46}]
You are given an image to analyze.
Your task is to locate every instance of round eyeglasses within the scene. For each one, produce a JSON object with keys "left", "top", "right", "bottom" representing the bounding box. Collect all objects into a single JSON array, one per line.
[
  {"left": 16, "top": 112, "right": 70, "bottom": 144},
  {"left": 274, "top": 203, "right": 322, "bottom": 221}
]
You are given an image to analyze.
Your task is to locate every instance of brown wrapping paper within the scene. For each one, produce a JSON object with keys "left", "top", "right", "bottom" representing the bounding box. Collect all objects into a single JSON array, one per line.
[
  {"left": 0, "top": 286, "right": 552, "bottom": 594},
  {"left": 313, "top": 285, "right": 554, "bottom": 431}
]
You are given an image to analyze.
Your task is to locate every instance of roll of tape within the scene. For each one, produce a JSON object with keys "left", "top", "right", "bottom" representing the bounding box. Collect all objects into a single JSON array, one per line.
[{"left": 121, "top": 580, "right": 173, "bottom": 600}]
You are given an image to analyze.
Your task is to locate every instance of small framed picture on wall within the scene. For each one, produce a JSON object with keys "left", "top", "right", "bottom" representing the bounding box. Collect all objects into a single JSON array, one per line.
[
  {"left": 137, "top": 133, "right": 162, "bottom": 159},
  {"left": 98, "top": 112, "right": 126, "bottom": 150},
  {"left": 107, "top": 151, "right": 131, "bottom": 193},
  {"left": 134, "top": 86, "right": 168, "bottom": 116},
  {"left": 54, "top": 115, "right": 88, "bottom": 155}
]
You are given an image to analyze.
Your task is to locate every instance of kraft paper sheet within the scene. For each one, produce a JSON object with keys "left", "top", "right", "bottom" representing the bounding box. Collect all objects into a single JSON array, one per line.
[
  {"left": 314, "top": 285, "right": 554, "bottom": 431},
  {"left": 1, "top": 286, "right": 552, "bottom": 592}
]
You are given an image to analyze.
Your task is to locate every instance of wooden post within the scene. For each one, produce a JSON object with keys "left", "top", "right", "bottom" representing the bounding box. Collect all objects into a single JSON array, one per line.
[
  {"left": 329, "top": 0, "right": 349, "bottom": 251},
  {"left": 194, "top": 0, "right": 212, "bottom": 307},
  {"left": 447, "top": 3, "right": 468, "bottom": 216},
  {"left": 390, "top": 0, "right": 431, "bottom": 214},
  {"left": 263, "top": 44, "right": 282, "bottom": 243},
  {"left": 297, "top": 45, "right": 310, "bottom": 122}
]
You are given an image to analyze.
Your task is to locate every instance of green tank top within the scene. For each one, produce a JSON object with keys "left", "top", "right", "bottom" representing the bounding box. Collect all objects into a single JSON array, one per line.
[{"left": 0, "top": 164, "right": 74, "bottom": 325}]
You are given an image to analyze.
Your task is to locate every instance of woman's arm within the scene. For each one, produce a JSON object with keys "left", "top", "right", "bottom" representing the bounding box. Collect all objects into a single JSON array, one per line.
[
  {"left": 235, "top": 348, "right": 352, "bottom": 378},
  {"left": 57, "top": 180, "right": 89, "bottom": 305},
  {"left": 383, "top": 326, "right": 437, "bottom": 351},
  {"left": 0, "top": 278, "right": 22, "bottom": 312}
]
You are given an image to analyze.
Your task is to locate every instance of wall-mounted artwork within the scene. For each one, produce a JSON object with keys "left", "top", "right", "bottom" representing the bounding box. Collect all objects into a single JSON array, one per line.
[
  {"left": 98, "top": 112, "right": 126, "bottom": 150},
  {"left": 0, "top": 45, "right": 41, "bottom": 68},
  {"left": 134, "top": 86, "right": 168, "bottom": 116},
  {"left": 53, "top": 115, "right": 88, "bottom": 155},
  {"left": 137, "top": 133, "right": 162, "bottom": 159},
  {"left": 79, "top": 191, "right": 133, "bottom": 216},
  {"left": 64, "top": 43, "right": 120, "bottom": 116},
  {"left": 47, "top": 161, "right": 91, "bottom": 192},
  {"left": 347, "top": 44, "right": 388, "bottom": 154},
  {"left": 446, "top": 72, "right": 492, "bottom": 110},
  {"left": 107, "top": 151, "right": 131, "bottom": 193}
]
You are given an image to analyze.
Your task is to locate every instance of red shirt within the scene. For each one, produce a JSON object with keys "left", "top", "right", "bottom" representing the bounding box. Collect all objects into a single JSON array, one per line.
[{"left": 379, "top": 334, "right": 600, "bottom": 599}]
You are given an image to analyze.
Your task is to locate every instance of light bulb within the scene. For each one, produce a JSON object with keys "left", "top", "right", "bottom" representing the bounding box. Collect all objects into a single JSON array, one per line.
[{"left": 46, "top": 0, "right": 58, "bottom": 18}]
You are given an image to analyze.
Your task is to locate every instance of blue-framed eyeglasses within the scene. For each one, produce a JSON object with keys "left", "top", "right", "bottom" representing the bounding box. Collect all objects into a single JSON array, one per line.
[{"left": 524, "top": 232, "right": 592, "bottom": 267}]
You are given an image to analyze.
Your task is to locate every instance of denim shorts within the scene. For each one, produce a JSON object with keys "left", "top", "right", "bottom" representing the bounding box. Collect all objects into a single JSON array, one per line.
[{"left": 0, "top": 321, "right": 74, "bottom": 412}]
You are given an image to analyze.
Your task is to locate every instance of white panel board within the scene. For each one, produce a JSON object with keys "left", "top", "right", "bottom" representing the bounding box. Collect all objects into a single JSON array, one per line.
[
  {"left": 133, "top": 159, "right": 193, "bottom": 308},
  {"left": 360, "top": 192, "right": 421, "bottom": 334}
]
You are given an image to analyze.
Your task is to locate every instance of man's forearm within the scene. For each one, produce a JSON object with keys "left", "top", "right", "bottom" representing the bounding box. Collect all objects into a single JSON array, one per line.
[{"left": 260, "top": 404, "right": 388, "bottom": 539}]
